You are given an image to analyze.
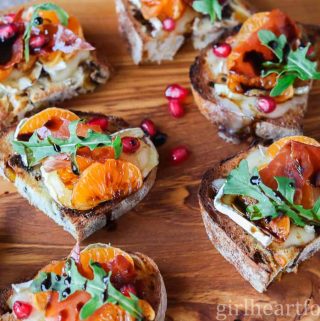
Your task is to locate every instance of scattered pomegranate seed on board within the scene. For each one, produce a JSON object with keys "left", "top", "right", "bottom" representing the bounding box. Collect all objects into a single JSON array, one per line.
[
  {"left": 165, "top": 84, "right": 189, "bottom": 102},
  {"left": 141, "top": 118, "right": 157, "bottom": 137},
  {"left": 170, "top": 146, "right": 190, "bottom": 165},
  {"left": 168, "top": 99, "right": 185, "bottom": 118}
]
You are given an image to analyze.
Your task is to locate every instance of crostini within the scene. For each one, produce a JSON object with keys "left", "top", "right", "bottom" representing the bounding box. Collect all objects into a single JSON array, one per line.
[
  {"left": 115, "top": 0, "right": 252, "bottom": 64},
  {"left": 0, "top": 243, "right": 167, "bottom": 321},
  {"left": 199, "top": 136, "right": 320, "bottom": 292},
  {"left": 190, "top": 10, "right": 320, "bottom": 143},
  {"left": 0, "top": 108, "right": 159, "bottom": 240},
  {"left": 0, "top": 3, "right": 110, "bottom": 126}
]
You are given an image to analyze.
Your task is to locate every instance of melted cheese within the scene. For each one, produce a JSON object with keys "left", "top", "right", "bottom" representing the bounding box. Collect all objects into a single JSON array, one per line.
[
  {"left": 41, "top": 128, "right": 159, "bottom": 209},
  {"left": 42, "top": 51, "right": 90, "bottom": 82}
]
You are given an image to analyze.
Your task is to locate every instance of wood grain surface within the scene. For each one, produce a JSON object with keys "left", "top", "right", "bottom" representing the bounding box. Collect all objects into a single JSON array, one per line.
[{"left": 1, "top": 1, "right": 320, "bottom": 320}]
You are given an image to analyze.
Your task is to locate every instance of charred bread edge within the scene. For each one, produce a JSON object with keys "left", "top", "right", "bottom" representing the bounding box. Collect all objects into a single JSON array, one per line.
[
  {"left": 0, "top": 245, "right": 167, "bottom": 321},
  {"left": 190, "top": 26, "right": 311, "bottom": 143},
  {"left": 0, "top": 112, "right": 158, "bottom": 241},
  {"left": 198, "top": 147, "right": 320, "bottom": 292}
]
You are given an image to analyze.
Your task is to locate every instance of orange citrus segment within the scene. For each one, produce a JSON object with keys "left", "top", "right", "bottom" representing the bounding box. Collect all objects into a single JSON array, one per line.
[
  {"left": 267, "top": 136, "right": 320, "bottom": 158},
  {"left": 71, "top": 159, "right": 143, "bottom": 210},
  {"left": 39, "top": 10, "right": 60, "bottom": 24},
  {"left": 79, "top": 246, "right": 134, "bottom": 279},
  {"left": 18, "top": 108, "right": 79, "bottom": 135},
  {"left": 57, "top": 155, "right": 94, "bottom": 189},
  {"left": 141, "top": 0, "right": 185, "bottom": 20},
  {"left": 268, "top": 216, "right": 291, "bottom": 241},
  {"left": 0, "top": 67, "right": 13, "bottom": 81}
]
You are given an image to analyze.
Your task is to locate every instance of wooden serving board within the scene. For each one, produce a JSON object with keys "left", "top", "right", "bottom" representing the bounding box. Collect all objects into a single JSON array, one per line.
[{"left": 1, "top": 1, "right": 320, "bottom": 320}]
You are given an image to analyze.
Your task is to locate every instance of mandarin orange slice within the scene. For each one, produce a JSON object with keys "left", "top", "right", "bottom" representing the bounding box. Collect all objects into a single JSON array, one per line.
[
  {"left": 18, "top": 108, "right": 79, "bottom": 135},
  {"left": 266, "top": 136, "right": 320, "bottom": 158},
  {"left": 71, "top": 159, "right": 143, "bottom": 210},
  {"left": 79, "top": 246, "right": 134, "bottom": 279}
]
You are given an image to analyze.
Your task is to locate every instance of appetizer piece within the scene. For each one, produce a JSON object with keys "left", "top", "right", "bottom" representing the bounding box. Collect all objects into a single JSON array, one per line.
[
  {"left": 0, "top": 108, "right": 159, "bottom": 240},
  {"left": 0, "top": 3, "right": 110, "bottom": 126},
  {"left": 199, "top": 136, "right": 320, "bottom": 292},
  {"left": 191, "top": 0, "right": 253, "bottom": 50},
  {"left": 0, "top": 243, "right": 167, "bottom": 321},
  {"left": 115, "top": 0, "right": 197, "bottom": 64},
  {"left": 190, "top": 10, "right": 320, "bottom": 143}
]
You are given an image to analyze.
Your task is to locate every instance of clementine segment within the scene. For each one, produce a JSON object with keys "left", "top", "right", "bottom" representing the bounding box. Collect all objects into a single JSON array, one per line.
[
  {"left": 71, "top": 159, "right": 143, "bottom": 210},
  {"left": 18, "top": 108, "right": 79, "bottom": 135},
  {"left": 79, "top": 247, "right": 134, "bottom": 279}
]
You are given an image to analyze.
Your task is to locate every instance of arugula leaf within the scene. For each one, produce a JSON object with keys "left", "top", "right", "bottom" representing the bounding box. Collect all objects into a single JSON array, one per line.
[
  {"left": 258, "top": 29, "right": 320, "bottom": 96},
  {"left": 269, "top": 74, "right": 296, "bottom": 97},
  {"left": 12, "top": 120, "right": 122, "bottom": 168},
  {"left": 31, "top": 259, "right": 143, "bottom": 320},
  {"left": 222, "top": 160, "right": 320, "bottom": 227},
  {"left": 24, "top": 3, "right": 69, "bottom": 62},
  {"left": 223, "top": 160, "right": 276, "bottom": 218},
  {"left": 258, "top": 30, "right": 287, "bottom": 61},
  {"left": 192, "top": 0, "right": 223, "bottom": 23}
]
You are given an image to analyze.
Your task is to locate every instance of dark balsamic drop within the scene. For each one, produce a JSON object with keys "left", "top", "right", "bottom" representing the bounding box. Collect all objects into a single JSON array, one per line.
[
  {"left": 62, "top": 287, "right": 71, "bottom": 298},
  {"left": 53, "top": 144, "right": 61, "bottom": 152},
  {"left": 250, "top": 176, "right": 261, "bottom": 185},
  {"left": 41, "top": 274, "right": 52, "bottom": 291}
]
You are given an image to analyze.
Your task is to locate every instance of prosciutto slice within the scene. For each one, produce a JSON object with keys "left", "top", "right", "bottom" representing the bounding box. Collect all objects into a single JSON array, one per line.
[{"left": 259, "top": 141, "right": 320, "bottom": 209}]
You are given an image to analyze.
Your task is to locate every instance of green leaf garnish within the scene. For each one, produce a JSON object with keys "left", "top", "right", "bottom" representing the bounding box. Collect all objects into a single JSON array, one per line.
[
  {"left": 192, "top": 0, "right": 223, "bottom": 23},
  {"left": 12, "top": 120, "right": 122, "bottom": 168},
  {"left": 223, "top": 160, "right": 320, "bottom": 226},
  {"left": 23, "top": 3, "right": 69, "bottom": 62},
  {"left": 31, "top": 258, "right": 144, "bottom": 320},
  {"left": 258, "top": 30, "right": 320, "bottom": 97}
]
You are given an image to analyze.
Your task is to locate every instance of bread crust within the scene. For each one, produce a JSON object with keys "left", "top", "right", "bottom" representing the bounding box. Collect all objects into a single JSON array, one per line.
[
  {"left": 198, "top": 147, "right": 320, "bottom": 292},
  {"left": 0, "top": 112, "right": 158, "bottom": 241},
  {"left": 190, "top": 26, "right": 311, "bottom": 144},
  {"left": 0, "top": 245, "right": 167, "bottom": 321}
]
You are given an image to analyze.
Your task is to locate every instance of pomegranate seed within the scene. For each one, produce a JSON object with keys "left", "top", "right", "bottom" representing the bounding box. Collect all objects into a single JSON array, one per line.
[
  {"left": 0, "top": 23, "right": 17, "bottom": 42},
  {"left": 162, "top": 18, "right": 175, "bottom": 31},
  {"left": 307, "top": 45, "right": 315, "bottom": 57},
  {"left": 257, "top": 96, "right": 277, "bottom": 113},
  {"left": 141, "top": 118, "right": 157, "bottom": 137},
  {"left": 108, "top": 255, "right": 136, "bottom": 284},
  {"left": 120, "top": 284, "right": 137, "bottom": 297},
  {"left": 152, "top": 131, "right": 167, "bottom": 147},
  {"left": 213, "top": 43, "right": 232, "bottom": 58},
  {"left": 168, "top": 99, "right": 185, "bottom": 118},
  {"left": 29, "top": 34, "right": 48, "bottom": 49},
  {"left": 13, "top": 301, "right": 32, "bottom": 319},
  {"left": 170, "top": 146, "right": 190, "bottom": 165},
  {"left": 87, "top": 117, "right": 109, "bottom": 131},
  {"left": 165, "top": 84, "right": 189, "bottom": 102},
  {"left": 122, "top": 136, "right": 140, "bottom": 153},
  {"left": 4, "top": 13, "right": 16, "bottom": 23}
]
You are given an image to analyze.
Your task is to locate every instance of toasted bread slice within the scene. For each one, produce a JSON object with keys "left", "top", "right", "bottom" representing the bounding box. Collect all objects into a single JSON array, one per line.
[
  {"left": 198, "top": 145, "right": 320, "bottom": 293},
  {"left": 0, "top": 111, "right": 158, "bottom": 241},
  {"left": 0, "top": 6, "right": 111, "bottom": 127},
  {"left": 192, "top": 0, "right": 253, "bottom": 50},
  {"left": 115, "top": 0, "right": 196, "bottom": 64},
  {"left": 190, "top": 25, "right": 313, "bottom": 144},
  {"left": 0, "top": 243, "right": 167, "bottom": 321}
]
